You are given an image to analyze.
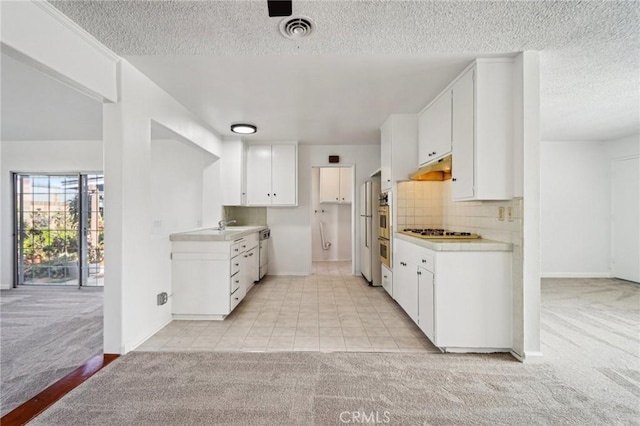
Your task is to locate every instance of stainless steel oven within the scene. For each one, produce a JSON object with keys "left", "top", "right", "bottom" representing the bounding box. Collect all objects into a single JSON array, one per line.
[{"left": 379, "top": 237, "right": 391, "bottom": 267}]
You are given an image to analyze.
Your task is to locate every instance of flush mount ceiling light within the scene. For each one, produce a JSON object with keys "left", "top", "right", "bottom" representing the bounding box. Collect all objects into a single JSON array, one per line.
[{"left": 230, "top": 124, "right": 257, "bottom": 134}]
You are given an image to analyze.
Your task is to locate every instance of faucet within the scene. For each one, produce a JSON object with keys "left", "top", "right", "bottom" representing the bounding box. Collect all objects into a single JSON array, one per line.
[{"left": 218, "top": 219, "right": 236, "bottom": 230}]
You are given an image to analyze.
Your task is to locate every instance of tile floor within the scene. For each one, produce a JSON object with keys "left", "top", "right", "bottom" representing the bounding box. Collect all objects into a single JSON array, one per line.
[{"left": 137, "top": 261, "right": 439, "bottom": 353}]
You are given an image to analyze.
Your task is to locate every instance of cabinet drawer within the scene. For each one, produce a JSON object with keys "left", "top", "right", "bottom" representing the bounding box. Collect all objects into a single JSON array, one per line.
[
  {"left": 231, "top": 258, "right": 241, "bottom": 276},
  {"left": 231, "top": 274, "right": 241, "bottom": 294},
  {"left": 231, "top": 239, "right": 247, "bottom": 256},
  {"left": 415, "top": 252, "right": 434, "bottom": 272}
]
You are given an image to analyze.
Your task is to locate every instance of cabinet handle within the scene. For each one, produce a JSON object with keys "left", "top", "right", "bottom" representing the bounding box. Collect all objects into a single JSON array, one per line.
[
  {"left": 273, "top": 193, "right": 277, "bottom": 197},
  {"left": 452, "top": 178, "right": 457, "bottom": 182},
  {"left": 234, "top": 297, "right": 239, "bottom": 300},
  {"left": 234, "top": 263, "right": 239, "bottom": 266},
  {"left": 432, "top": 151, "right": 436, "bottom": 155},
  {"left": 249, "top": 253, "right": 254, "bottom": 256},
  {"left": 387, "top": 179, "right": 391, "bottom": 182},
  {"left": 417, "top": 271, "right": 422, "bottom": 275},
  {"left": 422, "top": 259, "right": 426, "bottom": 263},
  {"left": 336, "top": 197, "right": 339, "bottom": 200},
  {"left": 234, "top": 248, "right": 239, "bottom": 252},
  {"left": 267, "top": 193, "right": 271, "bottom": 197},
  {"left": 242, "top": 245, "right": 246, "bottom": 248},
  {"left": 383, "top": 275, "right": 387, "bottom": 278},
  {"left": 235, "top": 280, "right": 240, "bottom": 283}
]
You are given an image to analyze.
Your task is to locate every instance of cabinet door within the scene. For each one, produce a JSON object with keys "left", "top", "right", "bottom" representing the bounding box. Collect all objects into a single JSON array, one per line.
[
  {"left": 418, "top": 267, "right": 435, "bottom": 342},
  {"left": 220, "top": 139, "right": 244, "bottom": 206},
  {"left": 339, "top": 167, "right": 352, "bottom": 203},
  {"left": 393, "top": 240, "right": 418, "bottom": 322},
  {"left": 451, "top": 69, "right": 475, "bottom": 200},
  {"left": 248, "top": 246, "right": 259, "bottom": 283},
  {"left": 246, "top": 145, "right": 273, "bottom": 205},
  {"left": 319, "top": 167, "right": 340, "bottom": 203},
  {"left": 380, "top": 122, "right": 392, "bottom": 191},
  {"left": 271, "top": 144, "right": 297, "bottom": 205},
  {"left": 419, "top": 91, "right": 452, "bottom": 165}
]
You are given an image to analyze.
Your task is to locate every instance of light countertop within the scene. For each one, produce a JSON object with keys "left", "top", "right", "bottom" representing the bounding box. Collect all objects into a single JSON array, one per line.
[
  {"left": 170, "top": 225, "right": 267, "bottom": 242},
  {"left": 394, "top": 232, "right": 513, "bottom": 252}
]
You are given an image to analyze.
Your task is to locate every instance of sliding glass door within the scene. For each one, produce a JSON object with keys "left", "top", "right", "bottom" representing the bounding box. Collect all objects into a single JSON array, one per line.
[{"left": 14, "top": 173, "right": 104, "bottom": 287}]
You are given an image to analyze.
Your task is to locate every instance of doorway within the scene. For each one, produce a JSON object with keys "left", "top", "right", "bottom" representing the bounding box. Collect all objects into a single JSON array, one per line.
[
  {"left": 611, "top": 156, "right": 640, "bottom": 282},
  {"left": 13, "top": 173, "right": 104, "bottom": 288},
  {"left": 311, "top": 166, "right": 354, "bottom": 273}
]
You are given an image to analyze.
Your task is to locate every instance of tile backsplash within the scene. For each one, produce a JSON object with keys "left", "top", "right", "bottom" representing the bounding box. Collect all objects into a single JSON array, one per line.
[
  {"left": 396, "top": 180, "right": 522, "bottom": 244},
  {"left": 223, "top": 206, "right": 267, "bottom": 226},
  {"left": 396, "top": 181, "right": 443, "bottom": 229}
]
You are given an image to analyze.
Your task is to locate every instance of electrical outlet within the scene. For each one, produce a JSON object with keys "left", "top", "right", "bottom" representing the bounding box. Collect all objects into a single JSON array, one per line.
[
  {"left": 507, "top": 207, "right": 514, "bottom": 222},
  {"left": 498, "top": 207, "right": 505, "bottom": 221},
  {"left": 157, "top": 292, "right": 168, "bottom": 306}
]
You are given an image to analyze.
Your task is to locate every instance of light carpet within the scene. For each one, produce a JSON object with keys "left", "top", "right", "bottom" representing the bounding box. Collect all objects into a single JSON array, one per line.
[
  {"left": 0, "top": 286, "right": 103, "bottom": 415},
  {"left": 29, "top": 350, "right": 638, "bottom": 425}
]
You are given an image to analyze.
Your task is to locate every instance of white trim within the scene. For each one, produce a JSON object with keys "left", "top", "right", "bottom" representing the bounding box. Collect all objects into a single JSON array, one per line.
[
  {"left": 510, "top": 350, "right": 544, "bottom": 364},
  {"left": 0, "top": 284, "right": 11, "bottom": 290},
  {"left": 541, "top": 272, "right": 612, "bottom": 279},
  {"left": 32, "top": 0, "right": 120, "bottom": 63},
  {"left": 1, "top": 44, "right": 116, "bottom": 104}
]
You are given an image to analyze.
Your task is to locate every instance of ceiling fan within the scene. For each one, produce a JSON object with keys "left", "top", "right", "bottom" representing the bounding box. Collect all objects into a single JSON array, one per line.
[{"left": 267, "top": 0, "right": 292, "bottom": 17}]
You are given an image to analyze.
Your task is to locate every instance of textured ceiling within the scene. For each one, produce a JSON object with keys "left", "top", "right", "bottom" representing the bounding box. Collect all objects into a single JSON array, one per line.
[{"left": 48, "top": 0, "right": 640, "bottom": 143}]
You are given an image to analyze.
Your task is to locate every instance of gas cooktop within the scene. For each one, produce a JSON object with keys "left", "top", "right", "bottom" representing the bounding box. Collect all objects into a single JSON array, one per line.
[{"left": 400, "top": 228, "right": 480, "bottom": 239}]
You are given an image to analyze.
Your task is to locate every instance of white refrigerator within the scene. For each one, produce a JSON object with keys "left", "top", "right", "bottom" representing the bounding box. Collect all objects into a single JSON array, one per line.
[{"left": 360, "top": 179, "right": 381, "bottom": 286}]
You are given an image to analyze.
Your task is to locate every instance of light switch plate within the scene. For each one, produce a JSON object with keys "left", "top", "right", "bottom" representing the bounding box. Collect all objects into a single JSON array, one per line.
[{"left": 498, "top": 207, "right": 505, "bottom": 221}]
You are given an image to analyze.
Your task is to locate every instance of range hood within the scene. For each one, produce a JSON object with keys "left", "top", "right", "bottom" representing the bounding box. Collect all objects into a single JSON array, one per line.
[{"left": 410, "top": 155, "right": 452, "bottom": 181}]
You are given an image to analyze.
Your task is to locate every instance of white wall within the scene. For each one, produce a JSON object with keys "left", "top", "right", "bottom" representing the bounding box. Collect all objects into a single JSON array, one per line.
[
  {"left": 540, "top": 133, "right": 639, "bottom": 279},
  {"left": 150, "top": 138, "right": 216, "bottom": 237},
  {"left": 540, "top": 140, "right": 612, "bottom": 277},
  {"left": 267, "top": 145, "right": 380, "bottom": 275},
  {"left": 311, "top": 167, "right": 352, "bottom": 261},
  {"left": 608, "top": 133, "right": 640, "bottom": 159},
  {"left": 0, "top": 140, "right": 103, "bottom": 289},
  {"left": 103, "top": 59, "right": 222, "bottom": 353}
]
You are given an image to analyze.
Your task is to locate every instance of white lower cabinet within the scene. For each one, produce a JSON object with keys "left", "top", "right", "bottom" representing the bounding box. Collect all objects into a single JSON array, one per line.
[
  {"left": 172, "top": 233, "right": 259, "bottom": 319},
  {"left": 381, "top": 264, "right": 393, "bottom": 298},
  {"left": 393, "top": 237, "right": 511, "bottom": 351},
  {"left": 417, "top": 266, "right": 435, "bottom": 342}
]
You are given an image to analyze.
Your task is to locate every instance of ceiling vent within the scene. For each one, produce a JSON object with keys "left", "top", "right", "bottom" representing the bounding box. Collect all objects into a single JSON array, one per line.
[{"left": 279, "top": 16, "right": 316, "bottom": 39}]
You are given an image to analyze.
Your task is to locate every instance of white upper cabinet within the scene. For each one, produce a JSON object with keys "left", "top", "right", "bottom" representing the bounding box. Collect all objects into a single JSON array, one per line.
[
  {"left": 418, "top": 91, "right": 452, "bottom": 166},
  {"left": 246, "top": 143, "right": 297, "bottom": 206},
  {"left": 380, "top": 114, "right": 418, "bottom": 191},
  {"left": 319, "top": 167, "right": 352, "bottom": 203},
  {"left": 339, "top": 167, "right": 352, "bottom": 203},
  {"left": 220, "top": 139, "right": 245, "bottom": 206},
  {"left": 451, "top": 61, "right": 513, "bottom": 201},
  {"left": 451, "top": 69, "right": 475, "bottom": 199}
]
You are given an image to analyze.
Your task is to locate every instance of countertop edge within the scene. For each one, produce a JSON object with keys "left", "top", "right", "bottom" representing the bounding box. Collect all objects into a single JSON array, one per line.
[
  {"left": 169, "top": 226, "right": 267, "bottom": 242},
  {"left": 394, "top": 233, "right": 513, "bottom": 252}
]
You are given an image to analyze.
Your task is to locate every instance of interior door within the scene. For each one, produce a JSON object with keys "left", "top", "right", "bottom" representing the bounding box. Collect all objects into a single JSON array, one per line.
[{"left": 612, "top": 156, "right": 640, "bottom": 282}]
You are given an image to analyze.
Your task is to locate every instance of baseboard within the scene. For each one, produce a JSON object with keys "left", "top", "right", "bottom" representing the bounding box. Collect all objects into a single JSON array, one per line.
[
  {"left": 541, "top": 272, "right": 611, "bottom": 278},
  {"left": 0, "top": 284, "right": 11, "bottom": 290},
  {"left": 124, "top": 316, "right": 173, "bottom": 353},
  {"left": 510, "top": 350, "right": 544, "bottom": 363}
]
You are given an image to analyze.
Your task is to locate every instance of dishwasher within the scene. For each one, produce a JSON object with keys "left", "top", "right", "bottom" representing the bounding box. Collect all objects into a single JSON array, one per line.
[{"left": 258, "top": 228, "right": 270, "bottom": 280}]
